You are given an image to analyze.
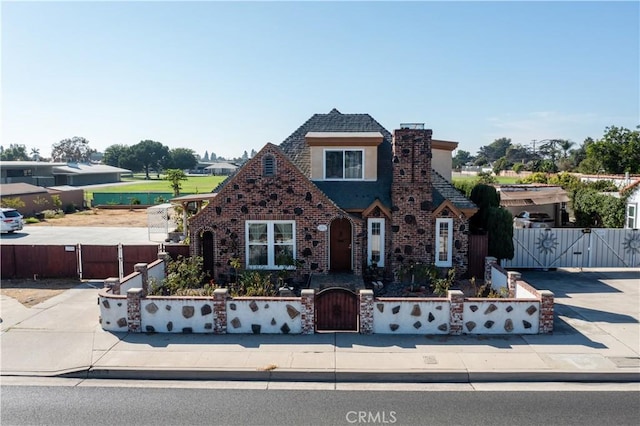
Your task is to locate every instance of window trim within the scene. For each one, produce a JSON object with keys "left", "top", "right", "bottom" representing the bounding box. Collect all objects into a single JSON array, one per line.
[
  {"left": 434, "top": 218, "right": 454, "bottom": 267},
  {"left": 245, "top": 220, "right": 296, "bottom": 269},
  {"left": 367, "top": 218, "right": 385, "bottom": 267},
  {"left": 627, "top": 203, "right": 638, "bottom": 229},
  {"left": 323, "top": 148, "right": 365, "bottom": 180}
]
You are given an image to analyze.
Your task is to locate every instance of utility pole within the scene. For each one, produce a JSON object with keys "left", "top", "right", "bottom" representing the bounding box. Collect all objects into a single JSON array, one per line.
[{"left": 531, "top": 139, "right": 537, "bottom": 155}]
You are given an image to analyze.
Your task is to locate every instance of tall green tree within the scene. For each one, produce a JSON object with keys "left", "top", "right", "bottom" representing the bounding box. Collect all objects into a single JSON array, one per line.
[
  {"left": 477, "top": 137, "right": 512, "bottom": 164},
  {"left": 585, "top": 126, "right": 640, "bottom": 174},
  {"left": 0, "top": 144, "right": 29, "bottom": 161},
  {"left": 51, "top": 136, "right": 95, "bottom": 162},
  {"left": 166, "top": 148, "right": 197, "bottom": 171},
  {"left": 130, "top": 140, "right": 170, "bottom": 179},
  {"left": 452, "top": 150, "right": 474, "bottom": 170}
]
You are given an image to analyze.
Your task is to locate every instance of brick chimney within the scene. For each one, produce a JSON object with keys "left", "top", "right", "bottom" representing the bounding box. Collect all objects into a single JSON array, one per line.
[{"left": 390, "top": 126, "right": 435, "bottom": 275}]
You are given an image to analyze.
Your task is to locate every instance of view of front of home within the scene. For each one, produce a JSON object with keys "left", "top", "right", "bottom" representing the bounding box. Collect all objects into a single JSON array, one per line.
[{"left": 188, "top": 109, "right": 478, "bottom": 283}]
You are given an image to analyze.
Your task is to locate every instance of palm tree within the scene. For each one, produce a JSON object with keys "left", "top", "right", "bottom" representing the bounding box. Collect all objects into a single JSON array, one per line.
[
  {"left": 30, "top": 147, "right": 40, "bottom": 161},
  {"left": 557, "top": 139, "right": 575, "bottom": 159}
]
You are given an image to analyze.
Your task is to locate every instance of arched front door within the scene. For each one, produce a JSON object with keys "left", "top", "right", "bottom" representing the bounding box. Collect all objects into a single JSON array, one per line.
[{"left": 330, "top": 218, "right": 352, "bottom": 272}]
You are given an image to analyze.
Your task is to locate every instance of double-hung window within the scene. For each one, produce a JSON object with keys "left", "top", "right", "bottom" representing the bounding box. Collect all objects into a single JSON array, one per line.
[
  {"left": 246, "top": 220, "right": 295, "bottom": 269},
  {"left": 324, "top": 149, "right": 363, "bottom": 180},
  {"left": 627, "top": 204, "right": 638, "bottom": 229},
  {"left": 367, "top": 218, "right": 385, "bottom": 266},
  {"left": 434, "top": 218, "right": 453, "bottom": 267}
]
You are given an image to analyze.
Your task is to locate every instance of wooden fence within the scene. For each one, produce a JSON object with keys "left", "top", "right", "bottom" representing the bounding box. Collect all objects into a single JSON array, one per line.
[{"left": 1, "top": 243, "right": 190, "bottom": 280}]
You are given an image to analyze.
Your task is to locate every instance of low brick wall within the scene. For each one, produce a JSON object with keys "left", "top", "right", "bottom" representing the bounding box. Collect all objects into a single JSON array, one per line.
[{"left": 98, "top": 255, "right": 554, "bottom": 335}]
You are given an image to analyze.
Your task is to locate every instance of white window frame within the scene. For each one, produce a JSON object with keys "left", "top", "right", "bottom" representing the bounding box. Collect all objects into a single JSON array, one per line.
[
  {"left": 367, "top": 218, "right": 385, "bottom": 267},
  {"left": 627, "top": 203, "right": 638, "bottom": 229},
  {"left": 323, "top": 149, "right": 364, "bottom": 180},
  {"left": 245, "top": 220, "right": 296, "bottom": 269},
  {"left": 434, "top": 218, "right": 453, "bottom": 267}
]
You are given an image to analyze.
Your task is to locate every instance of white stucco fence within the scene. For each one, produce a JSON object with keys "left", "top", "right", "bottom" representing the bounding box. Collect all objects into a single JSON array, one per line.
[
  {"left": 98, "top": 294, "right": 128, "bottom": 332},
  {"left": 226, "top": 298, "right": 302, "bottom": 334},
  {"left": 462, "top": 299, "right": 540, "bottom": 334},
  {"left": 373, "top": 299, "right": 450, "bottom": 334}
]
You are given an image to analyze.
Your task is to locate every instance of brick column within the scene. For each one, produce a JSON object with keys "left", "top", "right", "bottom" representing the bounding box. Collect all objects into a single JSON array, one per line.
[
  {"left": 539, "top": 290, "right": 554, "bottom": 334},
  {"left": 157, "top": 252, "right": 171, "bottom": 277},
  {"left": 104, "top": 277, "right": 121, "bottom": 295},
  {"left": 213, "top": 288, "right": 228, "bottom": 334},
  {"left": 448, "top": 290, "right": 464, "bottom": 335},
  {"left": 134, "top": 263, "right": 149, "bottom": 295},
  {"left": 300, "top": 289, "right": 315, "bottom": 335},
  {"left": 507, "top": 271, "right": 521, "bottom": 298},
  {"left": 126, "top": 288, "right": 144, "bottom": 333},
  {"left": 359, "top": 290, "right": 374, "bottom": 334},
  {"left": 484, "top": 256, "right": 497, "bottom": 285}
]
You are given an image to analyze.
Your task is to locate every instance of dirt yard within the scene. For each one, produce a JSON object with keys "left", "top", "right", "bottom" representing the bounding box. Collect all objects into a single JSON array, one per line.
[
  {"left": 29, "top": 208, "right": 149, "bottom": 227},
  {"left": 1, "top": 278, "right": 84, "bottom": 307},
  {"left": 3, "top": 208, "right": 147, "bottom": 307}
]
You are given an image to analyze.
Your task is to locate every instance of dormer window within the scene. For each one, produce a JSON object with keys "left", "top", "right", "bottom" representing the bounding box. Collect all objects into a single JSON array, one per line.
[
  {"left": 263, "top": 155, "right": 276, "bottom": 176},
  {"left": 324, "top": 149, "right": 363, "bottom": 180}
]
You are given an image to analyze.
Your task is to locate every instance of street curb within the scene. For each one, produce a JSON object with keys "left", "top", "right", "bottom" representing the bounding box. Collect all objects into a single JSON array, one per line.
[{"left": 53, "top": 368, "right": 640, "bottom": 383}]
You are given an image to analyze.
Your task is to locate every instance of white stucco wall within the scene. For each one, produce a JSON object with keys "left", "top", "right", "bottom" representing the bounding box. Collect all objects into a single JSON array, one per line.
[
  {"left": 119, "top": 272, "right": 143, "bottom": 294},
  {"left": 148, "top": 261, "right": 165, "bottom": 283},
  {"left": 463, "top": 300, "right": 540, "bottom": 334},
  {"left": 99, "top": 294, "right": 128, "bottom": 332},
  {"left": 515, "top": 283, "right": 538, "bottom": 299},
  {"left": 226, "top": 299, "right": 302, "bottom": 334},
  {"left": 373, "top": 299, "right": 450, "bottom": 334},
  {"left": 491, "top": 266, "right": 508, "bottom": 291},
  {"left": 141, "top": 297, "right": 214, "bottom": 333}
]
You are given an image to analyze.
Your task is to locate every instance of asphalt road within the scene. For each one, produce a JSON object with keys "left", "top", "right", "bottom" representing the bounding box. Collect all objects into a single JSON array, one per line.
[{"left": 2, "top": 384, "right": 639, "bottom": 426}]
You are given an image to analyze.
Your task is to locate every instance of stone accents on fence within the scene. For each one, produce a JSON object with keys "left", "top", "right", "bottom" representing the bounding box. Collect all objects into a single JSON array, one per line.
[
  {"left": 359, "top": 290, "right": 374, "bottom": 334},
  {"left": 126, "top": 288, "right": 144, "bottom": 333},
  {"left": 484, "top": 256, "right": 497, "bottom": 284},
  {"left": 134, "top": 263, "right": 149, "bottom": 295},
  {"left": 104, "top": 277, "right": 121, "bottom": 295},
  {"left": 301, "top": 289, "right": 315, "bottom": 335},
  {"left": 448, "top": 290, "right": 464, "bottom": 335},
  {"left": 213, "top": 289, "right": 228, "bottom": 334},
  {"left": 507, "top": 271, "right": 521, "bottom": 298},
  {"left": 539, "top": 290, "right": 554, "bottom": 333}
]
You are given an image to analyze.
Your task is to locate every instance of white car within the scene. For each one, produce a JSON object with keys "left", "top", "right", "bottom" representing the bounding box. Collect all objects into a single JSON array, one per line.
[
  {"left": 0, "top": 208, "right": 24, "bottom": 233},
  {"left": 513, "top": 211, "right": 555, "bottom": 229}
]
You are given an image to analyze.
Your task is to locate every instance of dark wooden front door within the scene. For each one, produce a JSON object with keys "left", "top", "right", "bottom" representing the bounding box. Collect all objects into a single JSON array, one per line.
[
  {"left": 202, "top": 231, "right": 214, "bottom": 280},
  {"left": 330, "top": 218, "right": 352, "bottom": 272},
  {"left": 315, "top": 287, "right": 358, "bottom": 331}
]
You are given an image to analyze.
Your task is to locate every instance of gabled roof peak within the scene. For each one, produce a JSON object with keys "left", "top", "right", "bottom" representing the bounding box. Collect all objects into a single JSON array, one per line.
[{"left": 328, "top": 108, "right": 341, "bottom": 115}]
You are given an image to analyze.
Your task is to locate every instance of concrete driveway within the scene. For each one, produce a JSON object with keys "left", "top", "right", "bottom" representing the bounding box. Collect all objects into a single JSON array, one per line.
[{"left": 0, "top": 225, "right": 159, "bottom": 245}]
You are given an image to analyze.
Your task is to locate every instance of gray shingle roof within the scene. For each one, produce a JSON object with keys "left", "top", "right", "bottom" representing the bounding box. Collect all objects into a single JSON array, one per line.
[
  {"left": 431, "top": 170, "right": 478, "bottom": 211},
  {"left": 279, "top": 108, "right": 393, "bottom": 210}
]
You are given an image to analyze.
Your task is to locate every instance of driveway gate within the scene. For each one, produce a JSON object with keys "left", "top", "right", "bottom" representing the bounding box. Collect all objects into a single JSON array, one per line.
[
  {"left": 315, "top": 287, "right": 358, "bottom": 332},
  {"left": 503, "top": 228, "right": 640, "bottom": 269}
]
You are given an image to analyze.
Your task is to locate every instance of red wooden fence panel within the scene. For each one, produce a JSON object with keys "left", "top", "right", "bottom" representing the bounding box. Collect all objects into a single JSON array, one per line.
[
  {"left": 468, "top": 234, "right": 488, "bottom": 280},
  {"left": 123, "top": 245, "right": 160, "bottom": 273},
  {"left": 80, "top": 245, "right": 119, "bottom": 279}
]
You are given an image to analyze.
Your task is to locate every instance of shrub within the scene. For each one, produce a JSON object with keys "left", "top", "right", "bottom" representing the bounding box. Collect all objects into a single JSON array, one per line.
[
  {"left": 42, "top": 209, "right": 65, "bottom": 219},
  {"left": 64, "top": 203, "right": 77, "bottom": 214},
  {"left": 25, "top": 217, "right": 40, "bottom": 224},
  {"left": 148, "top": 255, "right": 208, "bottom": 296},
  {"left": 1, "top": 197, "right": 25, "bottom": 209}
]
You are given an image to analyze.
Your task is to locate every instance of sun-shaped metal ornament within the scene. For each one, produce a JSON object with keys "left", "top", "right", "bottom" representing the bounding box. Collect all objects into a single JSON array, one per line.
[
  {"left": 622, "top": 231, "right": 640, "bottom": 255},
  {"left": 536, "top": 231, "right": 559, "bottom": 255}
]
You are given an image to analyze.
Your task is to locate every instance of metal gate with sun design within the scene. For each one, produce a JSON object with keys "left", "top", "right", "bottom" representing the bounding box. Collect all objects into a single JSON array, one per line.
[{"left": 503, "top": 228, "right": 640, "bottom": 269}]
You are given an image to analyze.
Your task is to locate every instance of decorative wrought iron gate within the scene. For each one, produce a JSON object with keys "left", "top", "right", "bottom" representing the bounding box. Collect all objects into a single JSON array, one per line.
[{"left": 503, "top": 228, "right": 640, "bottom": 269}]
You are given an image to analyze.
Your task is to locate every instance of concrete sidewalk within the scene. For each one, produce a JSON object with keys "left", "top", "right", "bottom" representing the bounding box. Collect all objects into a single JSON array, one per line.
[{"left": 1, "top": 269, "right": 639, "bottom": 383}]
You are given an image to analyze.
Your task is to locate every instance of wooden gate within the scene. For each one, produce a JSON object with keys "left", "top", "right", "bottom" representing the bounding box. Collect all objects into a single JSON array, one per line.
[
  {"left": 503, "top": 228, "right": 640, "bottom": 269},
  {"left": 315, "top": 287, "right": 358, "bottom": 332}
]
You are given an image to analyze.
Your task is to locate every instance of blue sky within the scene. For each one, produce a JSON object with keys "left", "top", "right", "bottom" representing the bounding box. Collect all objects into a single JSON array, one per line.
[{"left": 2, "top": 1, "right": 638, "bottom": 160}]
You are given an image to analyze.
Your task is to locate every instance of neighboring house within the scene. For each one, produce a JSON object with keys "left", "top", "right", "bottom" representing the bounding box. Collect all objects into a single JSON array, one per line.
[
  {"left": 0, "top": 183, "right": 84, "bottom": 216},
  {"left": 206, "top": 162, "right": 239, "bottom": 176},
  {"left": 623, "top": 180, "right": 640, "bottom": 229},
  {"left": 188, "top": 109, "right": 477, "bottom": 281},
  {"left": 0, "top": 161, "right": 131, "bottom": 186},
  {"left": 495, "top": 184, "right": 570, "bottom": 227}
]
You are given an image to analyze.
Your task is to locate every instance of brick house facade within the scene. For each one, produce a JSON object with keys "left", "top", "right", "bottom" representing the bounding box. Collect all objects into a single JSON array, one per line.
[{"left": 189, "top": 109, "right": 477, "bottom": 282}]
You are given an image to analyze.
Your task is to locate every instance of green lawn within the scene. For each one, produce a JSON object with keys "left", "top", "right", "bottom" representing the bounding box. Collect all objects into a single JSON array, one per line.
[{"left": 90, "top": 175, "right": 227, "bottom": 194}]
